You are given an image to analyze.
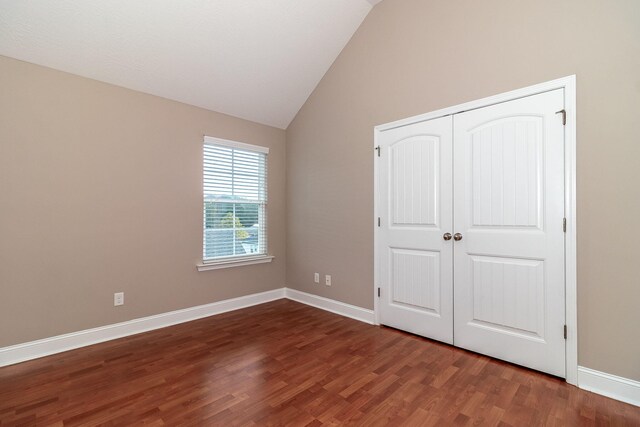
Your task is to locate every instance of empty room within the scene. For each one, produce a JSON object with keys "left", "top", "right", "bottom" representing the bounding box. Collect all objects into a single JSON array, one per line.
[{"left": 1, "top": 0, "right": 639, "bottom": 425}]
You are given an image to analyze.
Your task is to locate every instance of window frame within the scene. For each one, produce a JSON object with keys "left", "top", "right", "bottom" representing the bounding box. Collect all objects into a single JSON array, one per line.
[{"left": 197, "top": 136, "right": 272, "bottom": 271}]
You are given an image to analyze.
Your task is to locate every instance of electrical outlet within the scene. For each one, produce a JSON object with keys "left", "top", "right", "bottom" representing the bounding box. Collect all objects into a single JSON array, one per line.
[
  {"left": 114, "top": 292, "right": 124, "bottom": 306},
  {"left": 325, "top": 275, "right": 331, "bottom": 287},
  {"left": 314, "top": 272, "right": 320, "bottom": 283}
]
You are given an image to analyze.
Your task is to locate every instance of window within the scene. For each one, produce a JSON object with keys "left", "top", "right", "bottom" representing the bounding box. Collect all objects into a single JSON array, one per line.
[{"left": 201, "top": 137, "right": 269, "bottom": 267}]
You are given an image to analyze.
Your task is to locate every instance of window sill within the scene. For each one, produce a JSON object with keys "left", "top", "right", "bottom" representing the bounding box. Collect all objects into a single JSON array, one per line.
[{"left": 196, "top": 255, "right": 274, "bottom": 271}]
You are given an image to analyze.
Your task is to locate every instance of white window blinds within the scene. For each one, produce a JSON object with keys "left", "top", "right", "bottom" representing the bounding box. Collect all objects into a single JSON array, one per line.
[{"left": 203, "top": 137, "right": 268, "bottom": 262}]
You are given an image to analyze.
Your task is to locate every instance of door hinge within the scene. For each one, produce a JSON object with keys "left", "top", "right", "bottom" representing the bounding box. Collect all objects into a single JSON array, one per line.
[
  {"left": 375, "top": 146, "right": 381, "bottom": 157},
  {"left": 563, "top": 218, "right": 567, "bottom": 232},
  {"left": 556, "top": 109, "right": 566, "bottom": 125},
  {"left": 564, "top": 325, "right": 567, "bottom": 340},
  {"left": 378, "top": 287, "right": 381, "bottom": 297},
  {"left": 378, "top": 217, "right": 381, "bottom": 227}
]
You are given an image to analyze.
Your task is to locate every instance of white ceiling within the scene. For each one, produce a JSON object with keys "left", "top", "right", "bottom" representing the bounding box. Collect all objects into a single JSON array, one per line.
[{"left": 0, "top": 1, "right": 378, "bottom": 129}]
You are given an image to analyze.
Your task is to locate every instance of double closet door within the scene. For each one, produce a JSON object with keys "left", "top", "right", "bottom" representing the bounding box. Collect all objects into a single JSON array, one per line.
[{"left": 377, "top": 89, "right": 566, "bottom": 377}]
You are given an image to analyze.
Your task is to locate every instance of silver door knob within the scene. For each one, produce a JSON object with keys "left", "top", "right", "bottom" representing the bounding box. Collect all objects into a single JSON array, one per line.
[
  {"left": 443, "top": 233, "right": 452, "bottom": 241},
  {"left": 453, "top": 233, "right": 463, "bottom": 241}
]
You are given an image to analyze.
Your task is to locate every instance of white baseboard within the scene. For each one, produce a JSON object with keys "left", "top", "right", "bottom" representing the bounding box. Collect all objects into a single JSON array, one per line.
[
  {"left": 0, "top": 288, "right": 285, "bottom": 367},
  {"left": 578, "top": 366, "right": 640, "bottom": 407},
  {"left": 284, "top": 288, "right": 375, "bottom": 325},
  {"left": 0, "top": 287, "right": 376, "bottom": 368},
  {"left": 13, "top": 288, "right": 637, "bottom": 408}
]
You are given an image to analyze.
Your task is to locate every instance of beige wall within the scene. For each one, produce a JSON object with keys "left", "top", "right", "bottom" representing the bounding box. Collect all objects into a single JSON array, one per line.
[
  {"left": 286, "top": 0, "right": 640, "bottom": 380},
  {"left": 0, "top": 55, "right": 286, "bottom": 347}
]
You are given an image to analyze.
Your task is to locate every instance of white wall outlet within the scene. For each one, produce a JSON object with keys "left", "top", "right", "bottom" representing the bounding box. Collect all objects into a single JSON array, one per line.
[
  {"left": 314, "top": 272, "right": 320, "bottom": 283},
  {"left": 114, "top": 292, "right": 124, "bottom": 306},
  {"left": 325, "top": 275, "right": 331, "bottom": 286}
]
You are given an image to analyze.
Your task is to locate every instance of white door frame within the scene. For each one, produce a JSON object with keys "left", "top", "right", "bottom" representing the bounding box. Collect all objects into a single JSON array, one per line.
[{"left": 373, "top": 75, "right": 577, "bottom": 385}]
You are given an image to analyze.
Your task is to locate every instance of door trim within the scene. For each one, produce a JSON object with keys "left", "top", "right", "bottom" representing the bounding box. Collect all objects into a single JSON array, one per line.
[{"left": 373, "top": 75, "right": 577, "bottom": 385}]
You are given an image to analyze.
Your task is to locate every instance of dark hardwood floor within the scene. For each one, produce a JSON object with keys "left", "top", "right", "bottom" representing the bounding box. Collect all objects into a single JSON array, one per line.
[{"left": 0, "top": 299, "right": 638, "bottom": 426}]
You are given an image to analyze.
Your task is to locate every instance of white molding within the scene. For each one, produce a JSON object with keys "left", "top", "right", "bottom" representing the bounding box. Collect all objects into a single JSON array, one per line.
[
  {"left": 373, "top": 126, "right": 381, "bottom": 326},
  {"left": 3, "top": 283, "right": 637, "bottom": 409},
  {"left": 285, "top": 288, "right": 375, "bottom": 325},
  {"left": 563, "top": 77, "right": 578, "bottom": 385},
  {"left": 0, "top": 287, "right": 378, "bottom": 368},
  {"left": 374, "top": 75, "right": 578, "bottom": 384},
  {"left": 0, "top": 288, "right": 285, "bottom": 367},
  {"left": 197, "top": 255, "right": 274, "bottom": 271},
  {"left": 375, "top": 75, "right": 576, "bottom": 132},
  {"left": 203, "top": 135, "right": 269, "bottom": 154},
  {"left": 578, "top": 366, "right": 640, "bottom": 407}
]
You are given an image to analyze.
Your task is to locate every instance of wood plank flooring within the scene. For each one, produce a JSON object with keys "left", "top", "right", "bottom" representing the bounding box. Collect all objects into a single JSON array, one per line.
[{"left": 0, "top": 299, "right": 638, "bottom": 426}]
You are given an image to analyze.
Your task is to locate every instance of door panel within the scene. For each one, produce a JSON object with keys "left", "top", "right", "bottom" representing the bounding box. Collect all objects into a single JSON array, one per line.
[
  {"left": 469, "top": 255, "right": 545, "bottom": 339},
  {"left": 390, "top": 136, "right": 439, "bottom": 225},
  {"left": 390, "top": 248, "right": 441, "bottom": 313},
  {"left": 470, "top": 116, "right": 543, "bottom": 228},
  {"left": 453, "top": 89, "right": 566, "bottom": 377},
  {"left": 378, "top": 116, "right": 453, "bottom": 344}
]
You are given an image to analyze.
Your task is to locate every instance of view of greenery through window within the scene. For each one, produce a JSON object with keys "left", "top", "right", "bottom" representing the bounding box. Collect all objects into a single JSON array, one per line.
[
  {"left": 204, "top": 199, "right": 258, "bottom": 238},
  {"left": 203, "top": 198, "right": 263, "bottom": 259}
]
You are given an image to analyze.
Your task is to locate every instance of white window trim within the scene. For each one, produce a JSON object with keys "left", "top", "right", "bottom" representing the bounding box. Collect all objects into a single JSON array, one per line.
[
  {"left": 200, "top": 136, "right": 271, "bottom": 270},
  {"left": 203, "top": 136, "right": 269, "bottom": 154},
  {"left": 197, "top": 255, "right": 274, "bottom": 271}
]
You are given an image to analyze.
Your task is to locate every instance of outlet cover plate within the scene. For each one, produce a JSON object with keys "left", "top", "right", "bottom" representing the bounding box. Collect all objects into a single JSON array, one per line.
[{"left": 114, "top": 292, "right": 124, "bottom": 306}]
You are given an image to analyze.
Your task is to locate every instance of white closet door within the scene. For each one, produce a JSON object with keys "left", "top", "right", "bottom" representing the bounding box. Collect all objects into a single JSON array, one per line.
[
  {"left": 378, "top": 116, "right": 453, "bottom": 344},
  {"left": 453, "top": 89, "right": 566, "bottom": 377}
]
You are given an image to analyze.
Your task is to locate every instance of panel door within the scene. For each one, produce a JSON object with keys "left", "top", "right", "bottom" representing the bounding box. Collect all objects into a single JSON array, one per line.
[
  {"left": 453, "top": 89, "right": 566, "bottom": 377},
  {"left": 378, "top": 116, "right": 453, "bottom": 344}
]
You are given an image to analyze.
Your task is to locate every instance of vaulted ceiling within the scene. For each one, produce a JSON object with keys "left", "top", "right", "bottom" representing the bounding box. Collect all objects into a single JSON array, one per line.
[{"left": 0, "top": 0, "right": 381, "bottom": 129}]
